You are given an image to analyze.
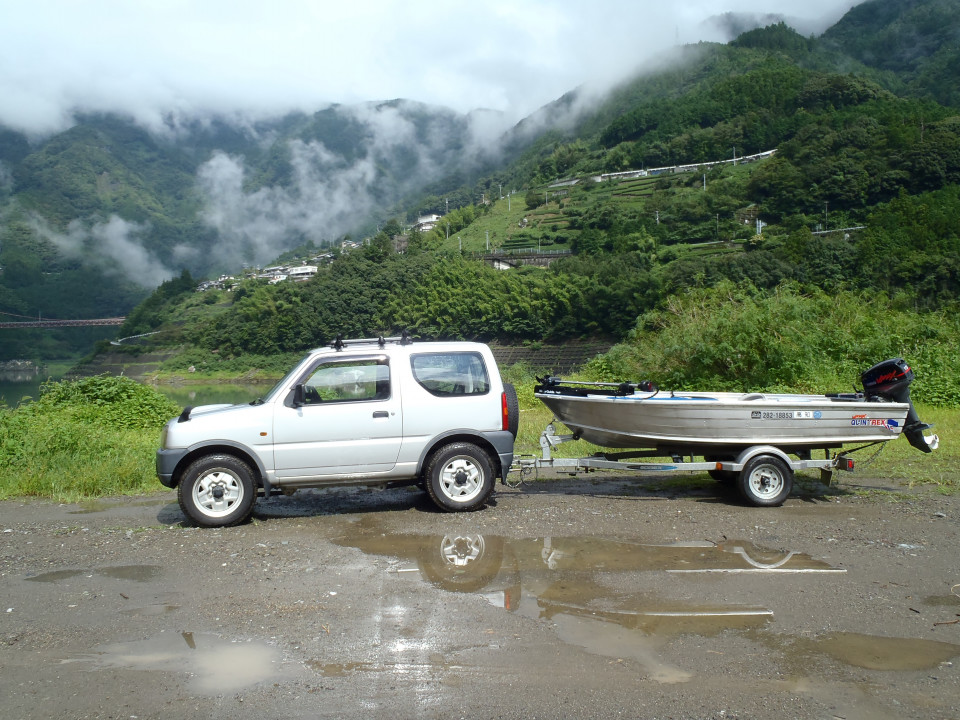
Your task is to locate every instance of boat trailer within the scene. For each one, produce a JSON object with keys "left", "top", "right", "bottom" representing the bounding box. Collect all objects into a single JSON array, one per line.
[{"left": 509, "top": 422, "right": 876, "bottom": 507}]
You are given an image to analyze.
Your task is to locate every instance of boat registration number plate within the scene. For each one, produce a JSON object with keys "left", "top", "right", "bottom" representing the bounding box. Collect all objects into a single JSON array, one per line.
[{"left": 753, "top": 411, "right": 817, "bottom": 420}]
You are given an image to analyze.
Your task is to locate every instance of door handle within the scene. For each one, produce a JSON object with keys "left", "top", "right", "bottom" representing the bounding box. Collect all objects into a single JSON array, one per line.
[{"left": 372, "top": 411, "right": 389, "bottom": 418}]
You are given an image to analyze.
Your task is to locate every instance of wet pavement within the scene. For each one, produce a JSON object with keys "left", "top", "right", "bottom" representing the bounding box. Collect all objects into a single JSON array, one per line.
[{"left": 2, "top": 475, "right": 959, "bottom": 718}]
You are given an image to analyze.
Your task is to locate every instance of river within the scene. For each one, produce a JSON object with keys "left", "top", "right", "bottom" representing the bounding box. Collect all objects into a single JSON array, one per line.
[{"left": 0, "top": 371, "right": 270, "bottom": 409}]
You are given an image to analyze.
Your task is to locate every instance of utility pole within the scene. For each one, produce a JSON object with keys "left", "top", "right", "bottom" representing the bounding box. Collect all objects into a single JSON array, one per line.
[
  {"left": 485, "top": 231, "right": 489, "bottom": 251},
  {"left": 824, "top": 201, "right": 829, "bottom": 231},
  {"left": 732, "top": 146, "right": 737, "bottom": 165}
]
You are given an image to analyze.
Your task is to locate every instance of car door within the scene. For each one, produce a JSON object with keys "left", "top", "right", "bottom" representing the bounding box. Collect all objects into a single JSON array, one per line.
[{"left": 272, "top": 355, "right": 402, "bottom": 478}]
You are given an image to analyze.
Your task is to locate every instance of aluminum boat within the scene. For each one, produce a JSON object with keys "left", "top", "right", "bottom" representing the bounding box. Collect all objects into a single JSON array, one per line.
[{"left": 534, "top": 358, "right": 938, "bottom": 455}]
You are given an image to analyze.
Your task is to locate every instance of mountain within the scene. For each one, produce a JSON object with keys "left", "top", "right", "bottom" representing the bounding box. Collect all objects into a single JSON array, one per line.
[
  {"left": 0, "top": 100, "right": 500, "bottom": 358},
  {"left": 821, "top": 0, "right": 960, "bottom": 106},
  {"left": 1, "top": 0, "right": 959, "bottom": 363}
]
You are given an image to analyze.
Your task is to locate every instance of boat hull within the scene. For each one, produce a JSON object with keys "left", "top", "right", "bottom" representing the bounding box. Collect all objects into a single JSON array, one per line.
[{"left": 534, "top": 389, "right": 910, "bottom": 451}]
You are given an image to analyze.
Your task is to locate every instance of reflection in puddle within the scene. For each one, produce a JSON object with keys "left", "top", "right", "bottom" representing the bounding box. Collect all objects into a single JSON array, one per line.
[
  {"left": 333, "top": 533, "right": 834, "bottom": 682},
  {"left": 810, "top": 632, "right": 960, "bottom": 671},
  {"left": 81, "top": 632, "right": 280, "bottom": 693},
  {"left": 26, "top": 565, "right": 161, "bottom": 583}
]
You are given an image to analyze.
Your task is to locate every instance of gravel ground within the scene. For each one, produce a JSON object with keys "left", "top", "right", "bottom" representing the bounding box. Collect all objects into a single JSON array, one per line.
[{"left": 2, "top": 472, "right": 959, "bottom": 719}]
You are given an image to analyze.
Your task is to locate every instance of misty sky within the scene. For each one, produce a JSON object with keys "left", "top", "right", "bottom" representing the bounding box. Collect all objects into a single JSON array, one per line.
[{"left": 2, "top": 0, "right": 863, "bottom": 136}]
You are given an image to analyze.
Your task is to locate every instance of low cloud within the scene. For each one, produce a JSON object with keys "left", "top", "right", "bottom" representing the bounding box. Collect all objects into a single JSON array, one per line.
[
  {"left": 197, "top": 100, "right": 501, "bottom": 267},
  {"left": 28, "top": 214, "right": 175, "bottom": 286},
  {"left": 198, "top": 142, "right": 380, "bottom": 267}
]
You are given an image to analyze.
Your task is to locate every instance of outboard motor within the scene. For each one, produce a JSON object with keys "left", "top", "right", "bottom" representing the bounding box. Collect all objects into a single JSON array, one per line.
[{"left": 861, "top": 358, "right": 938, "bottom": 453}]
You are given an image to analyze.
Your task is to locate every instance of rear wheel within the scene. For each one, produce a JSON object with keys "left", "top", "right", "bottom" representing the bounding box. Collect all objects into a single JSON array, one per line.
[
  {"left": 178, "top": 454, "right": 257, "bottom": 527},
  {"left": 424, "top": 442, "right": 495, "bottom": 512},
  {"left": 738, "top": 454, "right": 792, "bottom": 507}
]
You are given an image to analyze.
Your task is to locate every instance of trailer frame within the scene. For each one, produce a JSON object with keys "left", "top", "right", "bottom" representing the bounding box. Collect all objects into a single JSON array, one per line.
[{"left": 508, "top": 422, "right": 875, "bottom": 507}]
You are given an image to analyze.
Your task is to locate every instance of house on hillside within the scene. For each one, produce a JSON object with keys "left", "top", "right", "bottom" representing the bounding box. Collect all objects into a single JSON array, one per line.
[
  {"left": 288, "top": 265, "right": 318, "bottom": 282},
  {"left": 414, "top": 214, "right": 442, "bottom": 232}
]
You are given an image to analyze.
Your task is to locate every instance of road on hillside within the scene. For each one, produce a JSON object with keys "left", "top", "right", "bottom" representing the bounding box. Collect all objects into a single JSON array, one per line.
[{"left": 2, "top": 474, "right": 959, "bottom": 719}]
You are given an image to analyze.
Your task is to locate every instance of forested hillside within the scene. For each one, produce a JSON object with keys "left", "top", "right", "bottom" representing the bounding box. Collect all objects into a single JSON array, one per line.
[
  {"left": 0, "top": 101, "right": 491, "bottom": 359},
  {"left": 3, "top": 0, "right": 960, "bottom": 386}
]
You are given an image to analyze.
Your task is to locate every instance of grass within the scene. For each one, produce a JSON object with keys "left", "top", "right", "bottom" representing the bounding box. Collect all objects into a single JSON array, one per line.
[{"left": 0, "top": 374, "right": 954, "bottom": 502}]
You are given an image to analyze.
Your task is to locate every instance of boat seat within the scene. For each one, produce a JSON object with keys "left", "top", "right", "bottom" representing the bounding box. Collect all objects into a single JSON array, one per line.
[{"left": 742, "top": 393, "right": 766, "bottom": 401}]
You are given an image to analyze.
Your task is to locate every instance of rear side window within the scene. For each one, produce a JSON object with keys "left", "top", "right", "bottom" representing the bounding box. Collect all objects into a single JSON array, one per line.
[{"left": 411, "top": 352, "right": 490, "bottom": 397}]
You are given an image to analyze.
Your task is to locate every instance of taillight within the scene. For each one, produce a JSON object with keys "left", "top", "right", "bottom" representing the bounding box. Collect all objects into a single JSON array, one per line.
[{"left": 501, "top": 391, "right": 510, "bottom": 431}]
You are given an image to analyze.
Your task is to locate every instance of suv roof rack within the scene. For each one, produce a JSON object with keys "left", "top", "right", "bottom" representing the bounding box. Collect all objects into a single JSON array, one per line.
[{"left": 331, "top": 330, "right": 413, "bottom": 351}]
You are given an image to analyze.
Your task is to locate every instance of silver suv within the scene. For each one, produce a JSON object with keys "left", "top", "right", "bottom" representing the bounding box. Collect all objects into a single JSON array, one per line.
[{"left": 156, "top": 337, "right": 518, "bottom": 527}]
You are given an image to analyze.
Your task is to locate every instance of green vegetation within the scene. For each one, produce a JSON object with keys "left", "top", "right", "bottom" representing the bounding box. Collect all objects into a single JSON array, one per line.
[
  {"left": 0, "top": 376, "right": 179, "bottom": 501},
  {"left": 590, "top": 281, "right": 960, "bottom": 405},
  {"left": 2, "top": 371, "right": 954, "bottom": 502},
  {"left": 3, "top": 1, "right": 960, "bottom": 501}
]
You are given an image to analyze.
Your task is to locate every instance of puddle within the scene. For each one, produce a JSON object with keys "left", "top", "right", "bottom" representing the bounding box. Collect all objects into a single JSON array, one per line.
[
  {"left": 332, "top": 532, "right": 833, "bottom": 681},
  {"left": 811, "top": 632, "right": 960, "bottom": 671},
  {"left": 99, "top": 565, "right": 161, "bottom": 582},
  {"left": 68, "top": 498, "right": 167, "bottom": 514},
  {"left": 120, "top": 603, "right": 181, "bottom": 617},
  {"left": 306, "top": 660, "right": 371, "bottom": 676},
  {"left": 79, "top": 632, "right": 280, "bottom": 693},
  {"left": 25, "top": 569, "right": 85, "bottom": 583},
  {"left": 763, "top": 630, "right": 960, "bottom": 675},
  {"left": 26, "top": 564, "right": 161, "bottom": 583}
]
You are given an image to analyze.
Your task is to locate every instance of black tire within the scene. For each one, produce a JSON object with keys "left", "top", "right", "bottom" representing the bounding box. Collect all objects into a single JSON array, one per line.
[
  {"left": 503, "top": 383, "right": 520, "bottom": 437},
  {"left": 737, "top": 454, "right": 792, "bottom": 507},
  {"left": 177, "top": 454, "right": 257, "bottom": 527},
  {"left": 424, "top": 442, "right": 495, "bottom": 512}
]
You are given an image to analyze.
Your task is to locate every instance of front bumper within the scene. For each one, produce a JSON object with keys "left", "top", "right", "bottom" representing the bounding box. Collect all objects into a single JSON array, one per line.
[{"left": 156, "top": 447, "right": 189, "bottom": 488}]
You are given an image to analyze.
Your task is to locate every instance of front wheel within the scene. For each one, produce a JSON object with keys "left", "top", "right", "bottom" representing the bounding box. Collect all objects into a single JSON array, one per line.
[
  {"left": 738, "top": 454, "right": 792, "bottom": 507},
  {"left": 178, "top": 454, "right": 257, "bottom": 527},
  {"left": 424, "top": 442, "right": 495, "bottom": 512}
]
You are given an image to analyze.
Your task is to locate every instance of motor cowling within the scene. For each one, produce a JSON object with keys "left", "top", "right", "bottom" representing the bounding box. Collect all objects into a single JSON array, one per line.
[{"left": 861, "top": 358, "right": 937, "bottom": 453}]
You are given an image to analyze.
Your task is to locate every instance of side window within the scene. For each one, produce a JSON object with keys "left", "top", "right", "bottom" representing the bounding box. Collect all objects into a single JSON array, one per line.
[
  {"left": 302, "top": 358, "right": 390, "bottom": 405},
  {"left": 411, "top": 352, "right": 490, "bottom": 397}
]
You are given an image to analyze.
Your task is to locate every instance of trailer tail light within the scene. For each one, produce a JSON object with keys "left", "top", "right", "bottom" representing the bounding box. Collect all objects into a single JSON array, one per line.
[
  {"left": 501, "top": 391, "right": 510, "bottom": 432},
  {"left": 839, "top": 458, "right": 855, "bottom": 471}
]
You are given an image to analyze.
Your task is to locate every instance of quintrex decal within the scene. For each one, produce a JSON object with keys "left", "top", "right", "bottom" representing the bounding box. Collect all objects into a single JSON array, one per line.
[{"left": 850, "top": 414, "right": 900, "bottom": 428}]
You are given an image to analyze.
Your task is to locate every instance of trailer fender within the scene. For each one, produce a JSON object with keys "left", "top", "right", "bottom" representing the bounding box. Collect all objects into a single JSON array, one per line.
[{"left": 730, "top": 445, "right": 792, "bottom": 471}]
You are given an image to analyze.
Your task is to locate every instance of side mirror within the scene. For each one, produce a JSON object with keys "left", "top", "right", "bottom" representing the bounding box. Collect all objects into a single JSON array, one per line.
[{"left": 292, "top": 384, "right": 305, "bottom": 408}]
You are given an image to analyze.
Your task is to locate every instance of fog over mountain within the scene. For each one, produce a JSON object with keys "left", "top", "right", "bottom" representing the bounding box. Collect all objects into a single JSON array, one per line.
[
  {"left": 1, "top": 1, "right": 860, "bottom": 138},
  {"left": 0, "top": 1, "right": 864, "bottom": 298}
]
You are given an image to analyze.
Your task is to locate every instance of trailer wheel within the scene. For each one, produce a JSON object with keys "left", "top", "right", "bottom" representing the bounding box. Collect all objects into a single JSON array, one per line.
[{"left": 738, "top": 455, "right": 792, "bottom": 507}]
